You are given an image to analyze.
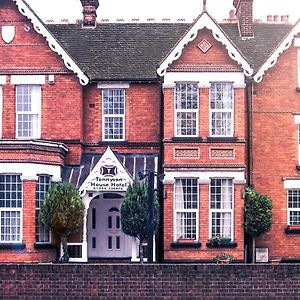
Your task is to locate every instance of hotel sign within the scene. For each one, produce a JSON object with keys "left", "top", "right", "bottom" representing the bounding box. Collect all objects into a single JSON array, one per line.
[
  {"left": 80, "top": 147, "right": 133, "bottom": 195},
  {"left": 86, "top": 165, "right": 130, "bottom": 192}
]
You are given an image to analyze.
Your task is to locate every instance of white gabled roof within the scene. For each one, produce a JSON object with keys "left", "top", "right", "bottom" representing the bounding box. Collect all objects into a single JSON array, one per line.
[
  {"left": 12, "top": 0, "right": 89, "bottom": 85},
  {"left": 254, "top": 18, "right": 300, "bottom": 83},
  {"left": 157, "top": 12, "right": 253, "bottom": 77}
]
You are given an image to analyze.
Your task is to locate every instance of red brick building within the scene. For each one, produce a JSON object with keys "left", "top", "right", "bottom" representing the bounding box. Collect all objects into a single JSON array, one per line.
[{"left": 0, "top": 0, "right": 299, "bottom": 263}]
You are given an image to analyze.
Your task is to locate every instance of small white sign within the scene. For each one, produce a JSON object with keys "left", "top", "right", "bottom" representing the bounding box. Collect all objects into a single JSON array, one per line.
[
  {"left": 2, "top": 26, "right": 15, "bottom": 44},
  {"left": 256, "top": 247, "right": 269, "bottom": 263}
]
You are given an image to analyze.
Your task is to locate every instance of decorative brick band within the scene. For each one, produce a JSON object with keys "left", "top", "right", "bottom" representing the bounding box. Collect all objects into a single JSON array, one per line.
[
  {"left": 210, "top": 148, "right": 235, "bottom": 159},
  {"left": 174, "top": 148, "right": 199, "bottom": 159}
]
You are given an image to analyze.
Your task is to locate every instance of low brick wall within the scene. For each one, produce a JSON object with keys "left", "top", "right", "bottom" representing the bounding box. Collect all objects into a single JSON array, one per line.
[{"left": 0, "top": 263, "right": 299, "bottom": 299}]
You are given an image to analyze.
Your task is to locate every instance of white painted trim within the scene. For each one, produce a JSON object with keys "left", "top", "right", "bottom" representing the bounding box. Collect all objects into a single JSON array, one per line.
[
  {"left": 11, "top": 75, "right": 45, "bottom": 85},
  {"left": 164, "top": 72, "right": 245, "bottom": 86},
  {"left": 97, "top": 83, "right": 130, "bottom": 89},
  {"left": 0, "top": 76, "right": 6, "bottom": 85},
  {"left": 12, "top": 0, "right": 89, "bottom": 86},
  {"left": 0, "top": 163, "right": 61, "bottom": 179},
  {"left": 283, "top": 179, "right": 300, "bottom": 189},
  {"left": 254, "top": 19, "right": 300, "bottom": 83},
  {"left": 0, "top": 86, "right": 2, "bottom": 139},
  {"left": 233, "top": 83, "right": 246, "bottom": 88},
  {"left": 157, "top": 12, "right": 253, "bottom": 77},
  {"left": 295, "top": 38, "right": 300, "bottom": 47},
  {"left": 20, "top": 175, "right": 38, "bottom": 181},
  {"left": 0, "top": 139, "right": 68, "bottom": 152},
  {"left": 164, "top": 170, "right": 245, "bottom": 183},
  {"left": 294, "top": 115, "right": 300, "bottom": 124},
  {"left": 162, "top": 83, "right": 176, "bottom": 89},
  {"left": 298, "top": 48, "right": 300, "bottom": 88}
]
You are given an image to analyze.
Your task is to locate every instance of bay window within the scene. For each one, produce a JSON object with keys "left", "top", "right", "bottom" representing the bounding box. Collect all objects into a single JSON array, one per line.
[
  {"left": 175, "top": 83, "right": 198, "bottom": 137},
  {"left": 210, "top": 178, "right": 233, "bottom": 240},
  {"left": 0, "top": 175, "right": 22, "bottom": 243},
  {"left": 36, "top": 175, "right": 51, "bottom": 244},
  {"left": 102, "top": 89, "right": 125, "bottom": 141},
  {"left": 210, "top": 83, "right": 233, "bottom": 137},
  {"left": 174, "top": 178, "right": 198, "bottom": 240},
  {"left": 16, "top": 85, "right": 41, "bottom": 139}
]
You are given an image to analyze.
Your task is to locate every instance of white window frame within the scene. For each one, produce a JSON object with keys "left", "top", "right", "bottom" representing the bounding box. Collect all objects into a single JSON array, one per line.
[
  {"left": 0, "top": 174, "right": 23, "bottom": 243},
  {"left": 298, "top": 48, "right": 300, "bottom": 88},
  {"left": 15, "top": 85, "right": 41, "bottom": 139},
  {"left": 0, "top": 85, "right": 2, "bottom": 139},
  {"left": 35, "top": 175, "right": 51, "bottom": 244},
  {"left": 174, "top": 83, "right": 199, "bottom": 137},
  {"left": 298, "top": 125, "right": 300, "bottom": 165},
  {"left": 209, "top": 178, "right": 234, "bottom": 241},
  {"left": 209, "top": 82, "right": 234, "bottom": 137},
  {"left": 287, "top": 189, "right": 300, "bottom": 225},
  {"left": 102, "top": 89, "right": 125, "bottom": 141},
  {"left": 173, "top": 178, "right": 199, "bottom": 241}
]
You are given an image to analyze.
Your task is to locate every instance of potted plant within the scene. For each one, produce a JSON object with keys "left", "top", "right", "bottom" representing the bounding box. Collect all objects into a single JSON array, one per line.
[
  {"left": 208, "top": 235, "right": 222, "bottom": 246},
  {"left": 208, "top": 235, "right": 232, "bottom": 246},
  {"left": 213, "top": 252, "right": 234, "bottom": 264}
]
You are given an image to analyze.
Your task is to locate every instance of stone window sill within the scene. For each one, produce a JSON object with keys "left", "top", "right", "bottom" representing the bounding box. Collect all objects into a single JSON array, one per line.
[
  {"left": 171, "top": 241, "right": 201, "bottom": 248},
  {"left": 172, "top": 137, "right": 202, "bottom": 143},
  {"left": 206, "top": 242, "right": 237, "bottom": 248},
  {"left": 285, "top": 225, "right": 300, "bottom": 234},
  {"left": 34, "top": 243, "right": 56, "bottom": 249},
  {"left": 0, "top": 243, "right": 26, "bottom": 250},
  {"left": 206, "top": 137, "right": 237, "bottom": 143}
]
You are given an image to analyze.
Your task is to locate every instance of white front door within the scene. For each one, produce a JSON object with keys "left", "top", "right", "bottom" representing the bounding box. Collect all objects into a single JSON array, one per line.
[{"left": 88, "top": 194, "right": 132, "bottom": 258}]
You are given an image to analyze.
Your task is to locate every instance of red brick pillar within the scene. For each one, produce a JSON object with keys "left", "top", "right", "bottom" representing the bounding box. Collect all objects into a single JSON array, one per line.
[{"left": 21, "top": 177, "right": 37, "bottom": 252}]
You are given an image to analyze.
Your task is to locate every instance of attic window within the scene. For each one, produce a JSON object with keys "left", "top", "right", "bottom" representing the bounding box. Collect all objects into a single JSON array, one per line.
[{"left": 197, "top": 39, "right": 212, "bottom": 53}]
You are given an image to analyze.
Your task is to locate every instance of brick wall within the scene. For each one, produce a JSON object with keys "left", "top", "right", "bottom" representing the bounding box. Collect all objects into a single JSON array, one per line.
[
  {"left": 83, "top": 83, "right": 160, "bottom": 145},
  {"left": 0, "top": 264, "right": 300, "bottom": 298},
  {"left": 253, "top": 45, "right": 300, "bottom": 260}
]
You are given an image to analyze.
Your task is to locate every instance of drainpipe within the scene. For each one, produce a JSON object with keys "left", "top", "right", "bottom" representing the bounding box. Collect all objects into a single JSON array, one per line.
[
  {"left": 246, "top": 77, "right": 253, "bottom": 187},
  {"left": 157, "top": 76, "right": 165, "bottom": 262},
  {"left": 245, "top": 76, "right": 254, "bottom": 263}
]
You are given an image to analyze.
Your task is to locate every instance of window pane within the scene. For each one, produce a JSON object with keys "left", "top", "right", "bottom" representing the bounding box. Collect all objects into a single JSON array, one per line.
[
  {"left": 210, "top": 83, "right": 233, "bottom": 136},
  {"left": 210, "top": 179, "right": 233, "bottom": 239},
  {"left": 175, "top": 83, "right": 198, "bottom": 137},
  {"left": 1, "top": 211, "right": 21, "bottom": 242},
  {"left": 16, "top": 85, "right": 41, "bottom": 138},
  {"left": 0, "top": 175, "right": 22, "bottom": 208},
  {"left": 175, "top": 179, "right": 198, "bottom": 240},
  {"left": 103, "top": 89, "right": 125, "bottom": 140},
  {"left": 35, "top": 175, "right": 51, "bottom": 243}
]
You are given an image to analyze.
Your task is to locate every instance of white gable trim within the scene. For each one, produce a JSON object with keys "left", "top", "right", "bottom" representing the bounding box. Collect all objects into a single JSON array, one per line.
[
  {"left": 79, "top": 147, "right": 133, "bottom": 196},
  {"left": 254, "top": 19, "right": 300, "bottom": 83},
  {"left": 157, "top": 12, "right": 253, "bottom": 77},
  {"left": 12, "top": 0, "right": 89, "bottom": 86}
]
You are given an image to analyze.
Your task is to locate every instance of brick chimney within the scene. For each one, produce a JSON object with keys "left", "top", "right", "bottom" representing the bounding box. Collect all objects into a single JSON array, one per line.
[
  {"left": 80, "top": 0, "right": 99, "bottom": 27},
  {"left": 233, "top": 0, "right": 254, "bottom": 39}
]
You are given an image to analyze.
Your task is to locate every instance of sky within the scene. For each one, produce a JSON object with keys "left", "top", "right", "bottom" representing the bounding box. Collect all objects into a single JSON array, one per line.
[{"left": 26, "top": 0, "right": 300, "bottom": 23}]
